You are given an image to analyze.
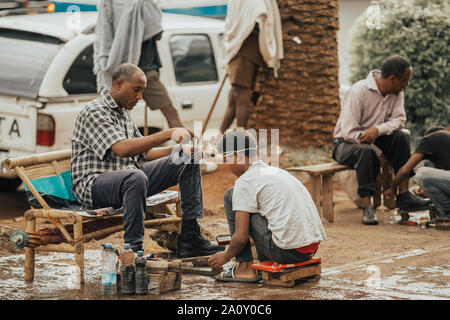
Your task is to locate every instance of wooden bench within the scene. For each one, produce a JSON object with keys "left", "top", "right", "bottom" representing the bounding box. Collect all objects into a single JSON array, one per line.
[
  {"left": 287, "top": 163, "right": 349, "bottom": 222},
  {"left": 3, "top": 149, "right": 182, "bottom": 284},
  {"left": 287, "top": 162, "right": 395, "bottom": 222}
]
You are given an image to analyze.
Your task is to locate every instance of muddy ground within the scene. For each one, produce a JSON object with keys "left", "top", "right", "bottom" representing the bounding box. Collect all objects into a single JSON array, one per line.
[{"left": 0, "top": 147, "right": 449, "bottom": 300}]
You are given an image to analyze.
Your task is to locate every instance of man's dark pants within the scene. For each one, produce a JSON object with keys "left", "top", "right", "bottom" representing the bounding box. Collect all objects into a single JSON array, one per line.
[
  {"left": 224, "top": 187, "right": 314, "bottom": 264},
  {"left": 91, "top": 155, "right": 203, "bottom": 246},
  {"left": 332, "top": 130, "right": 412, "bottom": 198}
]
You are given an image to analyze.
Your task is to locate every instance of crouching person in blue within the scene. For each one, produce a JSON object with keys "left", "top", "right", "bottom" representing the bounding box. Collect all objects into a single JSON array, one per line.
[
  {"left": 71, "top": 63, "right": 224, "bottom": 257},
  {"left": 208, "top": 129, "right": 327, "bottom": 282}
]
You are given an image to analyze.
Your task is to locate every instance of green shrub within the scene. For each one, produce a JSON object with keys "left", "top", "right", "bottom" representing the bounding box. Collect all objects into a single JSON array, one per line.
[{"left": 349, "top": 0, "right": 449, "bottom": 144}]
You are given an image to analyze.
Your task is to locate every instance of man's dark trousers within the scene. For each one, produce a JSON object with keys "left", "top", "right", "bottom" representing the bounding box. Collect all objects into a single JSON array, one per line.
[
  {"left": 332, "top": 130, "right": 412, "bottom": 198},
  {"left": 91, "top": 155, "right": 203, "bottom": 246}
]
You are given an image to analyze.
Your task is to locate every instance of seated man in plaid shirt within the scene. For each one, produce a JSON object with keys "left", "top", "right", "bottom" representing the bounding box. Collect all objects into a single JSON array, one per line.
[{"left": 71, "top": 63, "right": 224, "bottom": 257}]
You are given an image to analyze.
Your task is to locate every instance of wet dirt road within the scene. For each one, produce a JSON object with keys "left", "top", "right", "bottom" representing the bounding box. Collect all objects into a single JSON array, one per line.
[
  {"left": 1, "top": 182, "right": 449, "bottom": 301},
  {"left": 0, "top": 245, "right": 448, "bottom": 300}
]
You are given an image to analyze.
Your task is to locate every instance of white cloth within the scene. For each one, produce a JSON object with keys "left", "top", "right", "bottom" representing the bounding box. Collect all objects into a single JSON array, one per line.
[
  {"left": 232, "top": 161, "right": 327, "bottom": 250},
  {"left": 93, "top": 0, "right": 163, "bottom": 91},
  {"left": 221, "top": 0, "right": 284, "bottom": 76}
]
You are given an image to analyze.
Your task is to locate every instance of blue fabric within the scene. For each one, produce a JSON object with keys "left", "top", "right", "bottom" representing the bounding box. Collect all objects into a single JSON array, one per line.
[
  {"left": 24, "top": 170, "right": 77, "bottom": 201},
  {"left": 52, "top": 2, "right": 97, "bottom": 12},
  {"left": 51, "top": 1, "right": 227, "bottom": 18},
  {"left": 163, "top": 5, "right": 227, "bottom": 18}
]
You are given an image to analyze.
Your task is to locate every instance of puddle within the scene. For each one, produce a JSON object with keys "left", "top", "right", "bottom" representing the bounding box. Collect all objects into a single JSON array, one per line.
[{"left": 0, "top": 250, "right": 449, "bottom": 300}]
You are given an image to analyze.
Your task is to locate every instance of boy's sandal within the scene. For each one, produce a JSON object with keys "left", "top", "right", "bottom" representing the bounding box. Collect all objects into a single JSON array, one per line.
[{"left": 215, "top": 264, "right": 261, "bottom": 283}]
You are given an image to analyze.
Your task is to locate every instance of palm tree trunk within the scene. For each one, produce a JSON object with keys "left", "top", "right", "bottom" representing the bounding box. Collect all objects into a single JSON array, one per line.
[{"left": 250, "top": 0, "right": 341, "bottom": 149}]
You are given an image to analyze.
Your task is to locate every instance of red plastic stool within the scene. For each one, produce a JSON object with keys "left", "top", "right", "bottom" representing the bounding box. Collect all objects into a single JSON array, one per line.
[{"left": 251, "top": 258, "right": 322, "bottom": 287}]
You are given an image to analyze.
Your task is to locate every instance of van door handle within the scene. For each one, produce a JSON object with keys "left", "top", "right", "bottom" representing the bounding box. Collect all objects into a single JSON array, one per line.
[{"left": 182, "top": 101, "right": 193, "bottom": 110}]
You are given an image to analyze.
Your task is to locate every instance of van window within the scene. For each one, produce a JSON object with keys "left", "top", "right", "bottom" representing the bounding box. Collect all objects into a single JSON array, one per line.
[
  {"left": 63, "top": 44, "right": 97, "bottom": 94},
  {"left": 170, "top": 34, "right": 218, "bottom": 84},
  {"left": 0, "top": 29, "right": 61, "bottom": 99}
]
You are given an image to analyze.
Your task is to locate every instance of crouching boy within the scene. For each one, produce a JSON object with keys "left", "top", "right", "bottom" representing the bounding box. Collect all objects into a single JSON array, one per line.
[{"left": 208, "top": 129, "right": 327, "bottom": 282}]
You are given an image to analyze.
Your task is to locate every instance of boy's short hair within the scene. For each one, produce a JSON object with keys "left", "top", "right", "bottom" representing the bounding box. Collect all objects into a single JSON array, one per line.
[{"left": 217, "top": 128, "right": 258, "bottom": 159}]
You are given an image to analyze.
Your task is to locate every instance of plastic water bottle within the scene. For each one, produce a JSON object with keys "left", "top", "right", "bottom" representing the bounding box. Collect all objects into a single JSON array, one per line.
[
  {"left": 135, "top": 250, "right": 149, "bottom": 295},
  {"left": 101, "top": 243, "right": 117, "bottom": 296},
  {"left": 120, "top": 243, "right": 135, "bottom": 295}
]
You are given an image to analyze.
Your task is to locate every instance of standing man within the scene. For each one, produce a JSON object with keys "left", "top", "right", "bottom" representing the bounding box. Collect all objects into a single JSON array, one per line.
[
  {"left": 208, "top": 129, "right": 326, "bottom": 282},
  {"left": 332, "top": 55, "right": 428, "bottom": 225},
  {"left": 94, "top": 0, "right": 183, "bottom": 129},
  {"left": 219, "top": 0, "right": 283, "bottom": 133},
  {"left": 385, "top": 126, "right": 450, "bottom": 218},
  {"left": 71, "top": 63, "right": 224, "bottom": 257}
]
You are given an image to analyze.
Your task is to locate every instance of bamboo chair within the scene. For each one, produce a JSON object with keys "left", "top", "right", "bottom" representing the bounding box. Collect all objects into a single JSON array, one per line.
[{"left": 3, "top": 149, "right": 182, "bottom": 284}]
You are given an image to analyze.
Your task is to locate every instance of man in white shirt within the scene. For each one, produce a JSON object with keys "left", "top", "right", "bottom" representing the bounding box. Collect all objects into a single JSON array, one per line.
[{"left": 208, "top": 129, "right": 327, "bottom": 282}]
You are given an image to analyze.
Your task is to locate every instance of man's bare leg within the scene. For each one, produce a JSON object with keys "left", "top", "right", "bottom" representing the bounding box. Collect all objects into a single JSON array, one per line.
[
  {"left": 219, "top": 86, "right": 237, "bottom": 133},
  {"left": 160, "top": 104, "right": 184, "bottom": 128},
  {"left": 234, "top": 85, "right": 252, "bottom": 128}
]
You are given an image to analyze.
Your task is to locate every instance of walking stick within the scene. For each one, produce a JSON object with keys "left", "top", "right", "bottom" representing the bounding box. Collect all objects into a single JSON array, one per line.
[
  {"left": 202, "top": 72, "right": 229, "bottom": 134},
  {"left": 144, "top": 103, "right": 149, "bottom": 136}
]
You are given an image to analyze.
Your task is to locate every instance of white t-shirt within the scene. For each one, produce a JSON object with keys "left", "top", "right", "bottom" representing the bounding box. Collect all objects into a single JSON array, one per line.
[{"left": 232, "top": 160, "right": 327, "bottom": 249}]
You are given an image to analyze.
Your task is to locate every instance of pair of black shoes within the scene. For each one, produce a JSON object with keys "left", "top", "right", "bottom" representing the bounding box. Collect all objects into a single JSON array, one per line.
[
  {"left": 362, "top": 191, "right": 431, "bottom": 226},
  {"left": 177, "top": 224, "right": 225, "bottom": 258}
]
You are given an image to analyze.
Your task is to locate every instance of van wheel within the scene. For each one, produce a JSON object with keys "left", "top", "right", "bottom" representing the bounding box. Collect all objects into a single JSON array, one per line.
[{"left": 0, "top": 178, "right": 22, "bottom": 192}]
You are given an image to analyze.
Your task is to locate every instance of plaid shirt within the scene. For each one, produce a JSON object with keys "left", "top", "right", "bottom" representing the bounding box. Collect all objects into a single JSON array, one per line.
[{"left": 71, "top": 89, "right": 146, "bottom": 208}]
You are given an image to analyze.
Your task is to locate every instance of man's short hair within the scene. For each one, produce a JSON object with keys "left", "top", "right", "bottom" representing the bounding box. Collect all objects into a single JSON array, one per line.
[
  {"left": 424, "top": 126, "right": 445, "bottom": 136},
  {"left": 112, "top": 63, "right": 145, "bottom": 83},
  {"left": 381, "top": 55, "right": 411, "bottom": 79},
  {"left": 217, "top": 128, "right": 257, "bottom": 159}
]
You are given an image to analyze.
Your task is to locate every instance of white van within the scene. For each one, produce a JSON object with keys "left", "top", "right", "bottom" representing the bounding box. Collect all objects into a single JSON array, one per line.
[{"left": 0, "top": 11, "right": 230, "bottom": 191}]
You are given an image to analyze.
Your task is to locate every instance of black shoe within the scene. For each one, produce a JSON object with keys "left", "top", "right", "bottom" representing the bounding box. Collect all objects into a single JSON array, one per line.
[
  {"left": 362, "top": 205, "right": 378, "bottom": 225},
  {"left": 395, "top": 191, "right": 430, "bottom": 209},
  {"left": 176, "top": 229, "right": 225, "bottom": 258}
]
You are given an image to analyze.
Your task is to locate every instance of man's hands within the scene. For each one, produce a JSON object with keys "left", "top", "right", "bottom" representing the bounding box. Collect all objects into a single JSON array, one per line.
[
  {"left": 415, "top": 187, "right": 427, "bottom": 198},
  {"left": 208, "top": 251, "right": 230, "bottom": 269},
  {"left": 360, "top": 127, "right": 379, "bottom": 144},
  {"left": 387, "top": 186, "right": 427, "bottom": 200},
  {"left": 384, "top": 188, "right": 396, "bottom": 200},
  {"left": 171, "top": 127, "right": 194, "bottom": 144}
]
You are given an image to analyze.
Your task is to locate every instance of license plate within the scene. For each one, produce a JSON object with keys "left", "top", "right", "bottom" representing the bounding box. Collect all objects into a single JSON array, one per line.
[{"left": 0, "top": 114, "right": 35, "bottom": 150}]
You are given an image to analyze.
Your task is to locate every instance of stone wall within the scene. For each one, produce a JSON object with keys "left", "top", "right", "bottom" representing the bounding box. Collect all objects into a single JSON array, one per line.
[{"left": 249, "top": 0, "right": 341, "bottom": 148}]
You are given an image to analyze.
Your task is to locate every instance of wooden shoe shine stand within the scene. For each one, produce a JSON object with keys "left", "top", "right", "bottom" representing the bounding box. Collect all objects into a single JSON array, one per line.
[
  {"left": 251, "top": 258, "right": 322, "bottom": 287},
  {"left": 4, "top": 149, "right": 182, "bottom": 284}
]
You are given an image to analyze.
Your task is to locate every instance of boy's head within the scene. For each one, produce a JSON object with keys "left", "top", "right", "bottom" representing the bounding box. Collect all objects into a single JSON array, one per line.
[{"left": 217, "top": 128, "right": 258, "bottom": 177}]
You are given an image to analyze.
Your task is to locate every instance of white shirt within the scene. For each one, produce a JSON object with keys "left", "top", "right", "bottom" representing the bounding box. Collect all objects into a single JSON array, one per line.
[{"left": 232, "top": 161, "right": 327, "bottom": 249}]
